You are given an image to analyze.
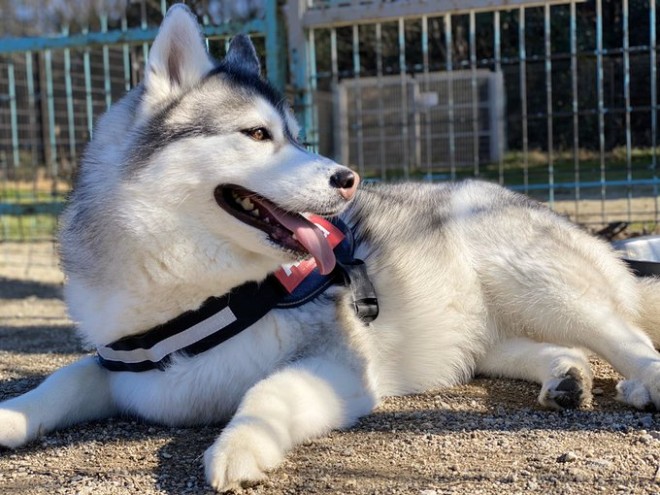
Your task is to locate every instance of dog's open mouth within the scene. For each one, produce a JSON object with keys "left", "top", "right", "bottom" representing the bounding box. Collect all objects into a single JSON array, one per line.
[{"left": 214, "top": 184, "right": 336, "bottom": 275}]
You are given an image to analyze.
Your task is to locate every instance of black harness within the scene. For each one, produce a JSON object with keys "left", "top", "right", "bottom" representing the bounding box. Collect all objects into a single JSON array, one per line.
[{"left": 96, "top": 219, "right": 378, "bottom": 372}]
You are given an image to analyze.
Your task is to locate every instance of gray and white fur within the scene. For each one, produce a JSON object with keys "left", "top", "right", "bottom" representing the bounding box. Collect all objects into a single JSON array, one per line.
[{"left": 1, "top": 5, "right": 659, "bottom": 492}]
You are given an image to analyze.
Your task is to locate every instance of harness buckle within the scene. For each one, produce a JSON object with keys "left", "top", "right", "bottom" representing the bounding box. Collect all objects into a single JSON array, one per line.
[{"left": 337, "top": 259, "right": 379, "bottom": 323}]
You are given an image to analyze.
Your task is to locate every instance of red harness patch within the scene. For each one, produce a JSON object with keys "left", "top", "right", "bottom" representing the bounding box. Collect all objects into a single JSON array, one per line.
[{"left": 274, "top": 215, "right": 345, "bottom": 293}]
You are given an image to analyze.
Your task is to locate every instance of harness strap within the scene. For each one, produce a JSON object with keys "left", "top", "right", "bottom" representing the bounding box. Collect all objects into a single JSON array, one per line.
[
  {"left": 97, "top": 275, "right": 288, "bottom": 372},
  {"left": 96, "top": 218, "right": 379, "bottom": 373}
]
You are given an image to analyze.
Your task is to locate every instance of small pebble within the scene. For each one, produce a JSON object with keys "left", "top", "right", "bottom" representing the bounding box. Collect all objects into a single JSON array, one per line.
[{"left": 557, "top": 451, "right": 578, "bottom": 463}]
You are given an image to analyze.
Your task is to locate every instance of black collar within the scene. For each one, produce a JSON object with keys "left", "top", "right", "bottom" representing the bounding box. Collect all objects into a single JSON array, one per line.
[{"left": 96, "top": 218, "right": 378, "bottom": 372}]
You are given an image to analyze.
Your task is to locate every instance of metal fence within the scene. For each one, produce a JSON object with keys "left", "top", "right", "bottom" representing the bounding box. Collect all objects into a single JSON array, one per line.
[
  {"left": 0, "top": 0, "right": 282, "bottom": 241},
  {"left": 1, "top": 0, "right": 659, "bottom": 243},
  {"left": 288, "top": 0, "right": 660, "bottom": 231}
]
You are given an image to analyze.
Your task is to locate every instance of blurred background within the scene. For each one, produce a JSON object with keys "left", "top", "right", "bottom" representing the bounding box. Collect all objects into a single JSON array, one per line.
[{"left": 0, "top": 0, "right": 658, "bottom": 272}]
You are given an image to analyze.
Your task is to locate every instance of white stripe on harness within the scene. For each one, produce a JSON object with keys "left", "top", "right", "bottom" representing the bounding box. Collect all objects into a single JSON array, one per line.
[{"left": 97, "top": 306, "right": 237, "bottom": 365}]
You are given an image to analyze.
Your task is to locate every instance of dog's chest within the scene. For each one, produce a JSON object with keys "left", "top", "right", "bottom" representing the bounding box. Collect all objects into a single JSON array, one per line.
[{"left": 107, "top": 295, "right": 343, "bottom": 425}]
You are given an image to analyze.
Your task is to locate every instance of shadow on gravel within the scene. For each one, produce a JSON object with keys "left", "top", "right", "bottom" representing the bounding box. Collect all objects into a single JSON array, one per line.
[
  {"left": 155, "top": 426, "right": 222, "bottom": 495},
  {"left": 0, "top": 384, "right": 654, "bottom": 494},
  {"left": 0, "top": 277, "right": 63, "bottom": 300},
  {"left": 0, "top": 374, "right": 48, "bottom": 401},
  {"left": 356, "top": 404, "right": 654, "bottom": 435},
  {"left": 0, "top": 325, "right": 81, "bottom": 354}
]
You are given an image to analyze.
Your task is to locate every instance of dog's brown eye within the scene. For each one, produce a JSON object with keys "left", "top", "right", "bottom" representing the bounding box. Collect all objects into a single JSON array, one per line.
[{"left": 242, "top": 127, "right": 272, "bottom": 141}]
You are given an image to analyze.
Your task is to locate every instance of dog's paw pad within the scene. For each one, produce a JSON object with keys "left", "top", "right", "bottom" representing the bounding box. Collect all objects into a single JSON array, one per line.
[
  {"left": 540, "top": 367, "right": 592, "bottom": 410},
  {"left": 204, "top": 423, "right": 282, "bottom": 492}
]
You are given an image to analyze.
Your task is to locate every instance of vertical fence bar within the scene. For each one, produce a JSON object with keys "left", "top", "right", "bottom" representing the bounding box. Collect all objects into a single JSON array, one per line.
[
  {"left": 141, "top": 0, "right": 150, "bottom": 69},
  {"left": 622, "top": 0, "right": 632, "bottom": 222},
  {"left": 330, "top": 28, "right": 340, "bottom": 162},
  {"left": 307, "top": 28, "right": 319, "bottom": 152},
  {"left": 422, "top": 15, "right": 432, "bottom": 181},
  {"left": 651, "top": 0, "right": 659, "bottom": 221},
  {"left": 82, "top": 25, "right": 94, "bottom": 139},
  {"left": 330, "top": 28, "right": 338, "bottom": 94},
  {"left": 44, "top": 50, "right": 58, "bottom": 188},
  {"left": 399, "top": 18, "right": 410, "bottom": 179},
  {"left": 469, "top": 10, "right": 479, "bottom": 177},
  {"left": 121, "top": 13, "right": 131, "bottom": 92},
  {"left": 25, "top": 52, "right": 37, "bottom": 191},
  {"left": 493, "top": 10, "right": 504, "bottom": 185},
  {"left": 570, "top": 1, "right": 580, "bottom": 219},
  {"left": 545, "top": 4, "right": 554, "bottom": 206},
  {"left": 353, "top": 24, "right": 365, "bottom": 176},
  {"left": 519, "top": 7, "right": 529, "bottom": 193},
  {"left": 6, "top": 55, "right": 23, "bottom": 238},
  {"left": 7, "top": 58, "right": 19, "bottom": 168},
  {"left": 444, "top": 14, "right": 456, "bottom": 179},
  {"left": 376, "top": 23, "right": 386, "bottom": 181},
  {"left": 101, "top": 13, "right": 113, "bottom": 110},
  {"left": 596, "top": 0, "right": 606, "bottom": 223},
  {"left": 265, "top": 0, "right": 285, "bottom": 91},
  {"left": 198, "top": 8, "right": 209, "bottom": 49},
  {"left": 62, "top": 26, "right": 77, "bottom": 168},
  {"left": 285, "top": 0, "right": 311, "bottom": 148},
  {"left": 25, "top": 52, "right": 38, "bottom": 237}
]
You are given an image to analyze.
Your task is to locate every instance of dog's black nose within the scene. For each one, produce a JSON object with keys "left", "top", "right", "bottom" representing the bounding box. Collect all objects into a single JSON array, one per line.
[{"left": 330, "top": 169, "right": 359, "bottom": 200}]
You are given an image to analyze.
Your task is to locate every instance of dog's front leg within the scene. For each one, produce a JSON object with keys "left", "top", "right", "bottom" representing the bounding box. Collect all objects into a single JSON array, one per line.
[
  {"left": 0, "top": 356, "right": 117, "bottom": 448},
  {"left": 204, "top": 355, "right": 376, "bottom": 492}
]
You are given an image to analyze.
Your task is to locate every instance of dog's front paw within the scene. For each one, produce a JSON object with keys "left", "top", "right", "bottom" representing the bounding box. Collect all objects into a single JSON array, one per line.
[
  {"left": 204, "top": 421, "right": 284, "bottom": 492},
  {"left": 0, "top": 407, "right": 30, "bottom": 449}
]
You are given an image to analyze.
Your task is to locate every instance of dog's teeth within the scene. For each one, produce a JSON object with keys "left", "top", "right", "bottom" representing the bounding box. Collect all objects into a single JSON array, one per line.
[
  {"left": 264, "top": 217, "right": 270, "bottom": 223},
  {"left": 251, "top": 209, "right": 260, "bottom": 217},
  {"left": 239, "top": 198, "right": 254, "bottom": 211},
  {"left": 292, "top": 234, "right": 298, "bottom": 240}
]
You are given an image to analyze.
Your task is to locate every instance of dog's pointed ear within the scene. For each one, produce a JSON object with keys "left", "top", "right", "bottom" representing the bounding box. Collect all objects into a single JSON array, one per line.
[
  {"left": 142, "top": 4, "right": 213, "bottom": 109},
  {"left": 223, "top": 34, "right": 261, "bottom": 76}
]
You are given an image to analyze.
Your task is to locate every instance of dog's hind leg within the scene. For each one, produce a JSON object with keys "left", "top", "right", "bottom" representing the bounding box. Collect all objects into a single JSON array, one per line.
[
  {"left": 481, "top": 240, "right": 660, "bottom": 410},
  {"left": 476, "top": 337, "right": 593, "bottom": 410},
  {"left": 524, "top": 303, "right": 659, "bottom": 410},
  {"left": 489, "top": 281, "right": 660, "bottom": 409},
  {"left": 0, "top": 356, "right": 117, "bottom": 448},
  {"left": 583, "top": 316, "right": 660, "bottom": 410},
  {"left": 637, "top": 278, "right": 660, "bottom": 349}
]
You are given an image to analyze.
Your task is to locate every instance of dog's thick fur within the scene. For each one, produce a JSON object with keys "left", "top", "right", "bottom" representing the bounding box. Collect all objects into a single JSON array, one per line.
[{"left": 1, "top": 5, "right": 659, "bottom": 492}]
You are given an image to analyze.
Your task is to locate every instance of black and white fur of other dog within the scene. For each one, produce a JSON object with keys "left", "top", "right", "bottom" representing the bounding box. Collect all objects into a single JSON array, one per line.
[{"left": 1, "top": 4, "right": 659, "bottom": 492}]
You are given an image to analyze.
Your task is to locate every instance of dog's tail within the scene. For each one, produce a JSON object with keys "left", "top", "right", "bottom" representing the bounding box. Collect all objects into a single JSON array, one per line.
[{"left": 637, "top": 278, "right": 660, "bottom": 349}]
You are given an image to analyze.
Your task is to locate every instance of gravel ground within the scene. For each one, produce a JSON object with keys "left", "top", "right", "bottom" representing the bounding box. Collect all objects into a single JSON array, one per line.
[{"left": 1, "top": 242, "right": 659, "bottom": 495}]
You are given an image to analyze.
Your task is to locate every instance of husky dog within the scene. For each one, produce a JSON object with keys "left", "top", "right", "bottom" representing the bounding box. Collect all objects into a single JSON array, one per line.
[{"left": 1, "top": 4, "right": 659, "bottom": 492}]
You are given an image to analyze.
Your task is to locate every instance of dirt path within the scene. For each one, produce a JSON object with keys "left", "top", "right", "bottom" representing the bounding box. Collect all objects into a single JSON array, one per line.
[{"left": 0, "top": 243, "right": 659, "bottom": 495}]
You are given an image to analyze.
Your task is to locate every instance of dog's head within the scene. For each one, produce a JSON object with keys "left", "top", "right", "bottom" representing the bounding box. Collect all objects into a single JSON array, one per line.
[{"left": 68, "top": 5, "right": 358, "bottom": 283}]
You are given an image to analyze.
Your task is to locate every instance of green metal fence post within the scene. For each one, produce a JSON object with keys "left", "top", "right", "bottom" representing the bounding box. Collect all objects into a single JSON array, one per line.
[
  {"left": 284, "top": 0, "right": 313, "bottom": 143},
  {"left": 264, "top": 0, "right": 286, "bottom": 92}
]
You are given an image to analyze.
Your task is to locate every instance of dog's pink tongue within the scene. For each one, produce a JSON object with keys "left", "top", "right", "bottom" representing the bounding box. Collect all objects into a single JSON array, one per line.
[{"left": 267, "top": 209, "right": 336, "bottom": 275}]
